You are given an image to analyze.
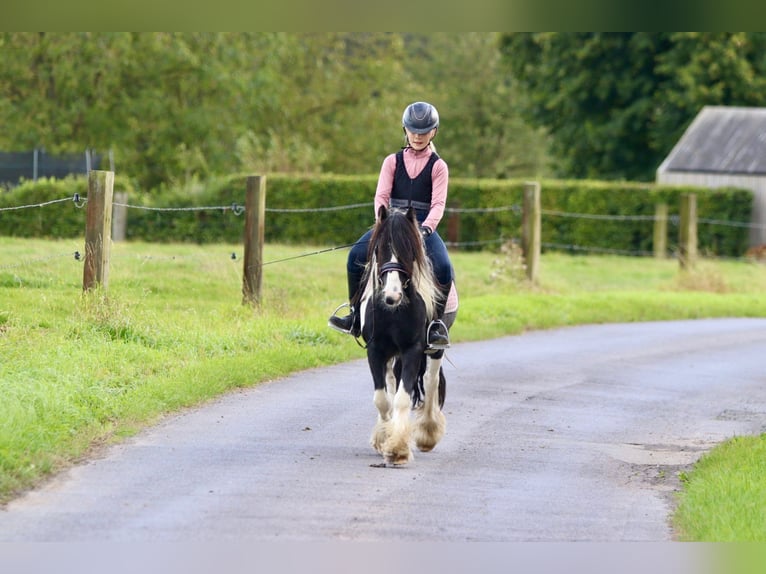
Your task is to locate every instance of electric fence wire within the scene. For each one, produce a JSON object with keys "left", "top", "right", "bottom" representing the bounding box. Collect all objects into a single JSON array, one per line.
[{"left": 2, "top": 194, "right": 763, "bottom": 270}]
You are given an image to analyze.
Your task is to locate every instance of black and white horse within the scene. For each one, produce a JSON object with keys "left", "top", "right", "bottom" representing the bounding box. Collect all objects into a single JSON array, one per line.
[{"left": 355, "top": 206, "right": 452, "bottom": 465}]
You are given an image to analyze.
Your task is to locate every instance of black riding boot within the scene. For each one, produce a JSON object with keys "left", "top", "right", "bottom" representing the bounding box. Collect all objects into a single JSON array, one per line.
[
  {"left": 426, "top": 285, "right": 451, "bottom": 352},
  {"left": 328, "top": 269, "right": 362, "bottom": 337},
  {"left": 328, "top": 307, "right": 359, "bottom": 336}
]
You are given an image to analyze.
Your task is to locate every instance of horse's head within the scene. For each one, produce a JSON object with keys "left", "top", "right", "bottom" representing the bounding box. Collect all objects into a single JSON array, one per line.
[{"left": 369, "top": 206, "right": 423, "bottom": 308}]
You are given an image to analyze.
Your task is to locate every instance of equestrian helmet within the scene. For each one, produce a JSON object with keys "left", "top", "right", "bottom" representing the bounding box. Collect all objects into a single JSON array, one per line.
[{"left": 402, "top": 102, "right": 439, "bottom": 134}]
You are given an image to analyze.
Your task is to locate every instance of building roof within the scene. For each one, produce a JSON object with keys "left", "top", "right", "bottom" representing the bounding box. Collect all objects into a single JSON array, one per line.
[{"left": 658, "top": 105, "right": 766, "bottom": 176}]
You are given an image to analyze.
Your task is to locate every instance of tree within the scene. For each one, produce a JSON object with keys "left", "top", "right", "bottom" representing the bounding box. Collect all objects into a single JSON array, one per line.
[
  {"left": 0, "top": 33, "right": 130, "bottom": 152},
  {"left": 652, "top": 32, "right": 766, "bottom": 159},
  {"left": 0, "top": 33, "right": 293, "bottom": 189},
  {"left": 406, "top": 33, "right": 549, "bottom": 179},
  {"left": 500, "top": 32, "right": 766, "bottom": 181},
  {"left": 0, "top": 33, "right": 548, "bottom": 190},
  {"left": 235, "top": 33, "right": 411, "bottom": 176},
  {"left": 112, "top": 33, "right": 290, "bottom": 189}
]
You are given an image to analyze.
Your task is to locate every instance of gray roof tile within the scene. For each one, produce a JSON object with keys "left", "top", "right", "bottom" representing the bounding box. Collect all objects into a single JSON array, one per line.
[{"left": 660, "top": 106, "right": 766, "bottom": 175}]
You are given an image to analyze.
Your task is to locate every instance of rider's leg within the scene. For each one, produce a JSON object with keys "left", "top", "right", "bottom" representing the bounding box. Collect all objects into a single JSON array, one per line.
[
  {"left": 423, "top": 231, "right": 453, "bottom": 350},
  {"left": 328, "top": 230, "right": 370, "bottom": 335}
]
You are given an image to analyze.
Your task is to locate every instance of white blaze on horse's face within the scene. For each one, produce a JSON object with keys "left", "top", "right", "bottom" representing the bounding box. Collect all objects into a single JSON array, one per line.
[{"left": 381, "top": 256, "right": 404, "bottom": 307}]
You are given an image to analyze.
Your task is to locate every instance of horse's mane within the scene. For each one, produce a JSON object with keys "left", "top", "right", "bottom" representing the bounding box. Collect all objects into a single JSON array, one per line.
[{"left": 362, "top": 207, "right": 440, "bottom": 319}]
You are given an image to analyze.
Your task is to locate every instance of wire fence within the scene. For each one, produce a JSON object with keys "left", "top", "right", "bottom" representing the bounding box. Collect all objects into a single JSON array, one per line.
[
  {"left": 0, "top": 195, "right": 86, "bottom": 212},
  {"left": 1, "top": 192, "right": 764, "bottom": 275},
  {"left": 0, "top": 250, "right": 83, "bottom": 272}
]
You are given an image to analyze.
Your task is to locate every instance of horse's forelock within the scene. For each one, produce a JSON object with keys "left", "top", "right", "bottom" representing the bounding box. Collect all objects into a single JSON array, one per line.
[
  {"left": 367, "top": 209, "right": 438, "bottom": 317},
  {"left": 385, "top": 211, "right": 423, "bottom": 270}
]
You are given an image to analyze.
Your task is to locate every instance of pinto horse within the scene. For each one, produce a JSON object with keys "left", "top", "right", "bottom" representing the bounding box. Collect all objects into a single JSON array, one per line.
[{"left": 355, "top": 206, "right": 452, "bottom": 465}]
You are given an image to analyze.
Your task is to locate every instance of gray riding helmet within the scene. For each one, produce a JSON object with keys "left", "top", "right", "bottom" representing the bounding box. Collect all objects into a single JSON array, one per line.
[{"left": 402, "top": 102, "right": 439, "bottom": 134}]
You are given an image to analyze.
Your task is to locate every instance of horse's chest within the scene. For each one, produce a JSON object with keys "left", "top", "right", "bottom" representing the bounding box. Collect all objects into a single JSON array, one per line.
[{"left": 362, "top": 299, "right": 425, "bottom": 349}]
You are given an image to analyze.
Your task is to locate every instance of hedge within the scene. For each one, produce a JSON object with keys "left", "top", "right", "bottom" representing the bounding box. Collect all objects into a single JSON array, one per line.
[{"left": 0, "top": 173, "right": 753, "bottom": 257}]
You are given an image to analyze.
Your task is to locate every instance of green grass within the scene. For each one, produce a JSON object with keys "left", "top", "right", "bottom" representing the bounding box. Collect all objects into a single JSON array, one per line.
[
  {"left": 674, "top": 435, "right": 766, "bottom": 541},
  {"left": 1, "top": 237, "right": 766, "bottom": 542}
]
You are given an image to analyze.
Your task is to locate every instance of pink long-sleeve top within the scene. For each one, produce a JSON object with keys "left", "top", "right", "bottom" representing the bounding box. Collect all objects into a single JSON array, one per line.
[{"left": 373, "top": 146, "right": 449, "bottom": 233}]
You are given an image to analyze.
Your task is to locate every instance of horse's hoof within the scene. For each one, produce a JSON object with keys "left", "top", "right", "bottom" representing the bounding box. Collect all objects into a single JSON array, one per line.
[
  {"left": 384, "top": 450, "right": 413, "bottom": 466},
  {"left": 415, "top": 432, "right": 439, "bottom": 451},
  {"left": 414, "top": 413, "right": 446, "bottom": 452}
]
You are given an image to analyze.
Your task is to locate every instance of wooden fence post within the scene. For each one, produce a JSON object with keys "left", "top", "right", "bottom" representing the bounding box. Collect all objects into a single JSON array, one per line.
[
  {"left": 82, "top": 170, "right": 114, "bottom": 291},
  {"left": 679, "top": 193, "right": 697, "bottom": 270},
  {"left": 653, "top": 203, "right": 667, "bottom": 259},
  {"left": 522, "top": 181, "right": 541, "bottom": 283},
  {"left": 242, "top": 175, "right": 266, "bottom": 306},
  {"left": 112, "top": 191, "right": 128, "bottom": 242}
]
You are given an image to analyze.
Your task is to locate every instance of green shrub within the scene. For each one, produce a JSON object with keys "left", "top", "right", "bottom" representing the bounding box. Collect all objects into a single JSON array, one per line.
[
  {"left": 0, "top": 175, "right": 135, "bottom": 239},
  {"left": 0, "top": 174, "right": 753, "bottom": 257}
]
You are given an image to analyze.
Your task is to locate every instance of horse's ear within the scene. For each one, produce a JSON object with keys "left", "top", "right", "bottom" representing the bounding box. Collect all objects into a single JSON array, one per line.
[
  {"left": 378, "top": 204, "right": 388, "bottom": 221},
  {"left": 406, "top": 207, "right": 416, "bottom": 223}
]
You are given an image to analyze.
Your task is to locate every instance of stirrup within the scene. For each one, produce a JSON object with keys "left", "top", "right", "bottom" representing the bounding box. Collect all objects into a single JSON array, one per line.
[
  {"left": 426, "top": 319, "right": 450, "bottom": 352},
  {"left": 328, "top": 303, "right": 354, "bottom": 335}
]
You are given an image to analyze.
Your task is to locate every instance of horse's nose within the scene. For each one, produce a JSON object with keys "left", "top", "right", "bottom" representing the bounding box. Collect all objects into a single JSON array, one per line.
[{"left": 384, "top": 291, "right": 402, "bottom": 306}]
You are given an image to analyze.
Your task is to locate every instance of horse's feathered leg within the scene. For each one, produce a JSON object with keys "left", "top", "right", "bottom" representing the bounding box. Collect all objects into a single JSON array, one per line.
[
  {"left": 382, "top": 349, "right": 421, "bottom": 465},
  {"left": 382, "top": 384, "right": 413, "bottom": 465},
  {"left": 414, "top": 355, "right": 447, "bottom": 452},
  {"left": 386, "top": 358, "right": 398, "bottom": 397},
  {"left": 370, "top": 358, "right": 395, "bottom": 453}
]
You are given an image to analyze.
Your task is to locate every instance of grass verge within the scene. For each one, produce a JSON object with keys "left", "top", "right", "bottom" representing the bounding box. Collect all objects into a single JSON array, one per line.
[{"left": 673, "top": 435, "right": 766, "bottom": 541}]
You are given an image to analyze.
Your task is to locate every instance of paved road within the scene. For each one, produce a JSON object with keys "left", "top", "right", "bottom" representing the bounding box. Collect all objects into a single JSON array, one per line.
[{"left": 2, "top": 319, "right": 765, "bottom": 542}]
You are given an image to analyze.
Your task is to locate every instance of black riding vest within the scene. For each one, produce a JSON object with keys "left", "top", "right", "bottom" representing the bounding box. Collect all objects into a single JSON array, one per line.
[{"left": 389, "top": 149, "right": 440, "bottom": 223}]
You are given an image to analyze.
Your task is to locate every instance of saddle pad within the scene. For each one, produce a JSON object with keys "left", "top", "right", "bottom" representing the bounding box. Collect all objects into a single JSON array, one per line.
[{"left": 445, "top": 281, "right": 458, "bottom": 314}]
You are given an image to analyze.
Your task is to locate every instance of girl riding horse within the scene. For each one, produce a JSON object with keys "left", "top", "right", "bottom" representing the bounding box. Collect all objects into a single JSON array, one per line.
[{"left": 329, "top": 101, "right": 454, "bottom": 353}]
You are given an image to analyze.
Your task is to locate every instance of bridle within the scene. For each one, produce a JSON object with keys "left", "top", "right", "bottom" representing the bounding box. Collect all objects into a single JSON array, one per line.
[{"left": 378, "top": 260, "right": 411, "bottom": 289}]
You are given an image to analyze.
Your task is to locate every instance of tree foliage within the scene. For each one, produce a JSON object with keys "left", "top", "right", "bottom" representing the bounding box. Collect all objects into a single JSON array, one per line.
[
  {"left": 500, "top": 32, "right": 766, "bottom": 181},
  {"left": 0, "top": 33, "right": 546, "bottom": 191},
  {"left": 408, "top": 33, "right": 549, "bottom": 179},
  {"left": 7, "top": 33, "right": 766, "bottom": 190}
]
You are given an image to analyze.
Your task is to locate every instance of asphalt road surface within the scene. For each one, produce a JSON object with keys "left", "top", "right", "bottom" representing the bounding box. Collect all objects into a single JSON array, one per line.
[{"left": 2, "top": 318, "right": 765, "bottom": 542}]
